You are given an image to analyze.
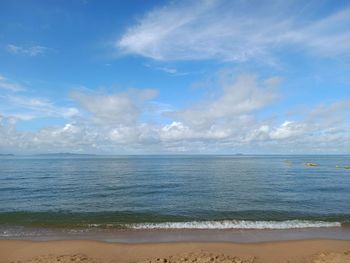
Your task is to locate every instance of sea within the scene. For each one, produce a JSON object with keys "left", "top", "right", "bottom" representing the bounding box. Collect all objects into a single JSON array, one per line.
[{"left": 0, "top": 154, "right": 349, "bottom": 242}]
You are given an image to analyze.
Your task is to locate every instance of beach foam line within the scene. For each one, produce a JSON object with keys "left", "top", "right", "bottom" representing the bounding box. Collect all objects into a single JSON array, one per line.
[{"left": 127, "top": 220, "right": 341, "bottom": 230}]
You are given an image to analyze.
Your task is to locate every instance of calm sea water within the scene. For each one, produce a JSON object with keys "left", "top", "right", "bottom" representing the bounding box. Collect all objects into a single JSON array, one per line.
[{"left": 0, "top": 155, "right": 349, "bottom": 233}]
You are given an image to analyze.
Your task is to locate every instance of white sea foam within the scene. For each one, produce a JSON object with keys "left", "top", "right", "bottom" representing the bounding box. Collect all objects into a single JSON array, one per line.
[{"left": 128, "top": 220, "right": 341, "bottom": 230}]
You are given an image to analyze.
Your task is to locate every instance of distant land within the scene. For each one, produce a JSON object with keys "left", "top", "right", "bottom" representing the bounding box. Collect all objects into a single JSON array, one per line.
[
  {"left": 0, "top": 154, "right": 15, "bottom": 156},
  {"left": 36, "top": 153, "right": 96, "bottom": 157}
]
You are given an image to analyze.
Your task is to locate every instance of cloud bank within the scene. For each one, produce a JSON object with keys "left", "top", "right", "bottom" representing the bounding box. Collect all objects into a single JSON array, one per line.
[{"left": 1, "top": 72, "right": 349, "bottom": 154}]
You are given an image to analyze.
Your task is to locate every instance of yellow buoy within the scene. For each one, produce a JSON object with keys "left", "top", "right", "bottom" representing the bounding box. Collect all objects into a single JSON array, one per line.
[{"left": 304, "top": 162, "right": 319, "bottom": 167}]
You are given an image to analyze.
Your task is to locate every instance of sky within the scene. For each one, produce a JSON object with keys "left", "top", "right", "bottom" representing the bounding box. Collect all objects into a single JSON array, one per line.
[{"left": 0, "top": 0, "right": 350, "bottom": 154}]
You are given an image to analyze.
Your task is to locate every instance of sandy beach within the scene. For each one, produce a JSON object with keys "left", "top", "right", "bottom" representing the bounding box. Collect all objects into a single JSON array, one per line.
[{"left": 1, "top": 239, "right": 350, "bottom": 263}]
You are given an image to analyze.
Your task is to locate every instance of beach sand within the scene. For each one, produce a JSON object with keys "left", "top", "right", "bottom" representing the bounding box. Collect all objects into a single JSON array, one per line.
[{"left": 1, "top": 239, "right": 350, "bottom": 263}]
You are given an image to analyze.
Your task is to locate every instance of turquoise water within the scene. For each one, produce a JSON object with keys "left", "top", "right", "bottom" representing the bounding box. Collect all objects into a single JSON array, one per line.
[{"left": 0, "top": 155, "right": 349, "bottom": 233}]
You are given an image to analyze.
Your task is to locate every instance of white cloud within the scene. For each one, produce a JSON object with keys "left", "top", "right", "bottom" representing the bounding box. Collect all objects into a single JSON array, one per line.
[
  {"left": 167, "top": 73, "right": 280, "bottom": 129},
  {"left": 0, "top": 74, "right": 25, "bottom": 92},
  {"left": 160, "top": 121, "right": 192, "bottom": 140},
  {"left": 6, "top": 44, "right": 48, "bottom": 57},
  {"left": 117, "top": 0, "right": 350, "bottom": 61},
  {"left": 269, "top": 121, "right": 306, "bottom": 140},
  {"left": 71, "top": 89, "right": 158, "bottom": 125},
  {"left": 0, "top": 74, "right": 79, "bottom": 121},
  {"left": 281, "top": 7, "right": 350, "bottom": 57},
  {"left": 0, "top": 94, "right": 79, "bottom": 121},
  {"left": 144, "top": 64, "right": 178, "bottom": 74}
]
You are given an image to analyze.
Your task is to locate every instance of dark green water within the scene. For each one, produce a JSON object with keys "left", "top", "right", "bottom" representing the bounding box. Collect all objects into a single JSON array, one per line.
[{"left": 0, "top": 155, "right": 349, "bottom": 235}]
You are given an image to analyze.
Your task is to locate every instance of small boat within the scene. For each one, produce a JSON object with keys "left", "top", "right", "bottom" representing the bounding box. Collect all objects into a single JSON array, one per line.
[
  {"left": 304, "top": 162, "right": 319, "bottom": 167},
  {"left": 345, "top": 166, "right": 349, "bottom": 169}
]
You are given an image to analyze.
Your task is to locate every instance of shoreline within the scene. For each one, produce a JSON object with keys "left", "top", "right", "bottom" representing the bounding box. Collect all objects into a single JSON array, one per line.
[
  {"left": 2, "top": 226, "right": 350, "bottom": 243},
  {"left": 1, "top": 239, "right": 350, "bottom": 262}
]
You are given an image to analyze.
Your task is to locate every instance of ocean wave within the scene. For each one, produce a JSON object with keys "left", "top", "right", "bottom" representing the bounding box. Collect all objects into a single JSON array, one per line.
[{"left": 127, "top": 220, "right": 341, "bottom": 230}]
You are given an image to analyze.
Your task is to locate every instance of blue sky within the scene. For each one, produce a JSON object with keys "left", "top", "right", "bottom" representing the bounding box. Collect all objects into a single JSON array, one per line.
[{"left": 0, "top": 0, "right": 350, "bottom": 154}]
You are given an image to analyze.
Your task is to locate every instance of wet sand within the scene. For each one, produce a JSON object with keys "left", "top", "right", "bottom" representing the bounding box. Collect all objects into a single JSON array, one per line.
[
  {"left": 3, "top": 226, "right": 350, "bottom": 243},
  {"left": 1, "top": 239, "right": 350, "bottom": 263}
]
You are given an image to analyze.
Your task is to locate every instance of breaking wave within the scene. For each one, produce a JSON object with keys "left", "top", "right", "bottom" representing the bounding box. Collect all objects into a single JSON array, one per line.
[{"left": 127, "top": 220, "right": 341, "bottom": 230}]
